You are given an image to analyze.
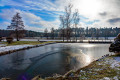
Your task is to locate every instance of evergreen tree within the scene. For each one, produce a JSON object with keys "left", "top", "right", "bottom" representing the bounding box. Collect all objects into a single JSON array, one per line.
[{"left": 7, "top": 12, "right": 25, "bottom": 41}]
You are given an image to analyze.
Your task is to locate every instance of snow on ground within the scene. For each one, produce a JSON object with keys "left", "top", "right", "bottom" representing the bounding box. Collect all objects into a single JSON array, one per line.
[
  {"left": 114, "top": 57, "right": 120, "bottom": 62},
  {"left": 37, "top": 55, "right": 120, "bottom": 80},
  {"left": 0, "top": 45, "right": 33, "bottom": 53},
  {"left": 0, "top": 42, "right": 6, "bottom": 47},
  {"left": 0, "top": 44, "right": 6, "bottom": 47},
  {"left": 103, "top": 57, "right": 120, "bottom": 69},
  {"left": 21, "top": 39, "right": 114, "bottom": 42},
  {"left": 65, "top": 56, "right": 120, "bottom": 80},
  {"left": 102, "top": 77, "right": 111, "bottom": 80},
  {"left": 110, "top": 60, "right": 120, "bottom": 68}
]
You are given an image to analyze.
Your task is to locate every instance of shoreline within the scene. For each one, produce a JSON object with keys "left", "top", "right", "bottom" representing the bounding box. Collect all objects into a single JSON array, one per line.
[
  {"left": 0, "top": 42, "right": 56, "bottom": 56},
  {"left": 0, "top": 42, "right": 118, "bottom": 80},
  {"left": 32, "top": 53, "right": 120, "bottom": 80},
  {"left": 1, "top": 53, "right": 118, "bottom": 80},
  {"left": 0, "top": 42, "right": 111, "bottom": 56}
]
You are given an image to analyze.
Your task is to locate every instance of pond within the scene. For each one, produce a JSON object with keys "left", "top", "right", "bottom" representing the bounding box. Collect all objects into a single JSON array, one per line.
[{"left": 0, "top": 43, "right": 110, "bottom": 80}]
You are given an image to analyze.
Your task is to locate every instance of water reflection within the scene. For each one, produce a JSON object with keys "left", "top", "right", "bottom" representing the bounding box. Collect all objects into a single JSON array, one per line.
[
  {"left": 85, "top": 55, "right": 91, "bottom": 63},
  {"left": 0, "top": 43, "right": 110, "bottom": 79},
  {"left": 82, "top": 44, "right": 96, "bottom": 48},
  {"left": 11, "top": 51, "right": 25, "bottom": 65},
  {"left": 60, "top": 46, "right": 92, "bottom": 69}
]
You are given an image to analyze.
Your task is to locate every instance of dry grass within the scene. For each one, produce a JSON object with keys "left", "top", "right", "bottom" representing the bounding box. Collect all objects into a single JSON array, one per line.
[
  {"left": 4, "top": 41, "right": 55, "bottom": 46},
  {"left": 33, "top": 56, "right": 120, "bottom": 80}
]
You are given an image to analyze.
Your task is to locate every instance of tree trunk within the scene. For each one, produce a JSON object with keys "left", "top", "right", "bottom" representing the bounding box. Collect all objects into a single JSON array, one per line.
[
  {"left": 75, "top": 28, "right": 77, "bottom": 42},
  {"left": 63, "top": 29, "right": 64, "bottom": 42},
  {"left": 16, "top": 29, "right": 19, "bottom": 41}
]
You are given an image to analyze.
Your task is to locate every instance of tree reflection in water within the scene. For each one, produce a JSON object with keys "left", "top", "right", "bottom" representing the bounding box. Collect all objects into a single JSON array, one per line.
[
  {"left": 0, "top": 43, "right": 110, "bottom": 79},
  {"left": 10, "top": 50, "right": 27, "bottom": 69}
]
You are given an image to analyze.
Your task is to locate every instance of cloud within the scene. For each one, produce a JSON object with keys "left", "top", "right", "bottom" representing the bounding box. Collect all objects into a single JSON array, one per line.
[
  {"left": 0, "top": 9, "right": 19, "bottom": 20},
  {"left": 25, "top": 26, "right": 43, "bottom": 32},
  {"left": 99, "top": 12, "right": 107, "bottom": 16},
  {"left": 69, "top": 0, "right": 120, "bottom": 27},
  {"left": 0, "top": 0, "right": 25, "bottom": 8},
  {"left": 0, "top": 22, "right": 10, "bottom": 29},
  {"left": 0, "top": 9, "right": 59, "bottom": 32},
  {"left": 108, "top": 18, "right": 120, "bottom": 24},
  {"left": 0, "top": 0, "right": 120, "bottom": 30}
]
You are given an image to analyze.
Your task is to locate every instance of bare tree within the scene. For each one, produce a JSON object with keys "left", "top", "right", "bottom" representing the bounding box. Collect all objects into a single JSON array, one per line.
[
  {"left": 7, "top": 12, "right": 25, "bottom": 41},
  {"left": 73, "top": 9, "right": 80, "bottom": 42},
  {"left": 64, "top": 4, "right": 73, "bottom": 42},
  {"left": 59, "top": 4, "right": 81, "bottom": 42},
  {"left": 44, "top": 28, "right": 48, "bottom": 39},
  {"left": 59, "top": 15, "right": 65, "bottom": 42},
  {"left": 66, "top": 27, "right": 72, "bottom": 41},
  {"left": 51, "top": 27, "right": 55, "bottom": 39}
]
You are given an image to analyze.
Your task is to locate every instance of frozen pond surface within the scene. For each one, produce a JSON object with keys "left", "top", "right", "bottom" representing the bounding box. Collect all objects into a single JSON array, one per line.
[{"left": 0, "top": 43, "right": 110, "bottom": 80}]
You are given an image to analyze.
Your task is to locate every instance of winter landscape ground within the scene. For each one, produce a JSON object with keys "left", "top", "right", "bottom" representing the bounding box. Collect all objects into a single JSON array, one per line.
[{"left": 0, "top": 40, "right": 120, "bottom": 80}]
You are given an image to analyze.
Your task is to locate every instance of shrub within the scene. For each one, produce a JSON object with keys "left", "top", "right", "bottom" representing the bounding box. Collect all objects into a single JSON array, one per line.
[{"left": 6, "top": 37, "right": 13, "bottom": 44}]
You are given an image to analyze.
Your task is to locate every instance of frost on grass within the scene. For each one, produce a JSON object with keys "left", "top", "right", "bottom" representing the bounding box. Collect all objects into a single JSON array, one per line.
[
  {"left": 75, "top": 56, "right": 120, "bottom": 80},
  {"left": 33, "top": 56, "right": 120, "bottom": 80}
]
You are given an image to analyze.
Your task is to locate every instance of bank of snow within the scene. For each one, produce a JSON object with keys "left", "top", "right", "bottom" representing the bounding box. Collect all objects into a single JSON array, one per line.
[
  {"left": 0, "top": 45, "right": 34, "bottom": 55},
  {"left": 0, "top": 45, "right": 33, "bottom": 53},
  {"left": 0, "top": 42, "right": 56, "bottom": 56}
]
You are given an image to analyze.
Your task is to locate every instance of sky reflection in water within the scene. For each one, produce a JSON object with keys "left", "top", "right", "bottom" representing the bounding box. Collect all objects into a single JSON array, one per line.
[{"left": 0, "top": 43, "right": 110, "bottom": 79}]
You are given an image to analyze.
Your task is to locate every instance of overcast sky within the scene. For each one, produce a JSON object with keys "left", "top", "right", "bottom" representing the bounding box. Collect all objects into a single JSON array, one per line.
[{"left": 0, "top": 0, "right": 120, "bottom": 32}]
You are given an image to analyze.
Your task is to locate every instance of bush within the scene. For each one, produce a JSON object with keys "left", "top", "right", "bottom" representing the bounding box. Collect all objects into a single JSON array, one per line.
[
  {"left": 6, "top": 37, "right": 13, "bottom": 44},
  {"left": 0, "top": 37, "right": 2, "bottom": 42}
]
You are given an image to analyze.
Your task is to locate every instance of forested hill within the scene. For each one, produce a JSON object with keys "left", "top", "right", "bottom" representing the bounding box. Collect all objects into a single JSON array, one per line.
[
  {"left": 0, "top": 30, "right": 43, "bottom": 37},
  {"left": 0, "top": 27, "right": 120, "bottom": 37}
]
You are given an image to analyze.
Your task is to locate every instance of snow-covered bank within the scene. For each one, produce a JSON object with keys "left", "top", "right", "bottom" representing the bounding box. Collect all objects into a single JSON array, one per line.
[
  {"left": 0, "top": 44, "right": 6, "bottom": 47},
  {"left": 0, "top": 45, "right": 33, "bottom": 53},
  {"left": 0, "top": 45, "right": 34, "bottom": 56},
  {"left": 0, "top": 42, "right": 56, "bottom": 56},
  {"left": 68, "top": 56, "right": 120, "bottom": 80}
]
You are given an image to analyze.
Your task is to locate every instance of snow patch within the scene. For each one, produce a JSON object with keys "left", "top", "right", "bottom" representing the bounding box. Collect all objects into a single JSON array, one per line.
[
  {"left": 0, "top": 45, "right": 33, "bottom": 53},
  {"left": 103, "top": 77, "right": 110, "bottom": 80},
  {"left": 113, "top": 76, "right": 118, "bottom": 80}
]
